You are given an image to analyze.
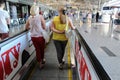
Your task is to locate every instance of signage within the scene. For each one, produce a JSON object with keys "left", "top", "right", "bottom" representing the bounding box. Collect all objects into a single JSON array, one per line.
[
  {"left": 0, "top": 43, "right": 20, "bottom": 80},
  {"left": 0, "top": 32, "right": 35, "bottom": 80},
  {"left": 78, "top": 50, "right": 91, "bottom": 80},
  {"left": 75, "top": 39, "right": 98, "bottom": 80}
]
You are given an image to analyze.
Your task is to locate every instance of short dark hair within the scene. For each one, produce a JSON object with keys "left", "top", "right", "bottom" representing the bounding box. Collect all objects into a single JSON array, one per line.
[{"left": 0, "top": 0, "right": 5, "bottom": 6}]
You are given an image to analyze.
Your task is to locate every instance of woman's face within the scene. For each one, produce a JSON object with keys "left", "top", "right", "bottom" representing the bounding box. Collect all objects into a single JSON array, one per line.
[{"left": 59, "top": 8, "right": 66, "bottom": 15}]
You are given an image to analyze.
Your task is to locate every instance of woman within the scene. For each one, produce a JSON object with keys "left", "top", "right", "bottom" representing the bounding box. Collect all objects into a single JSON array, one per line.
[
  {"left": 96, "top": 12, "right": 99, "bottom": 22},
  {"left": 25, "top": 4, "right": 46, "bottom": 69},
  {"left": 51, "top": 7, "right": 75, "bottom": 70},
  {"left": 87, "top": 11, "right": 92, "bottom": 24}
]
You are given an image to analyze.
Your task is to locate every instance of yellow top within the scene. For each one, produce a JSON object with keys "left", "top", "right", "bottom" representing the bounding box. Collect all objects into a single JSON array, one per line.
[{"left": 52, "top": 16, "right": 67, "bottom": 41}]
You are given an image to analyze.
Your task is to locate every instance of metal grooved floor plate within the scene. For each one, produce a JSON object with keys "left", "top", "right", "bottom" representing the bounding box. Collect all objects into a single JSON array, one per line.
[{"left": 101, "top": 47, "right": 116, "bottom": 57}]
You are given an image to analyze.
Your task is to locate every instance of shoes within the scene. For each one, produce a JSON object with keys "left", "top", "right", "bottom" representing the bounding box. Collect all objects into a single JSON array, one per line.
[
  {"left": 58, "top": 59, "right": 65, "bottom": 70},
  {"left": 42, "top": 58, "right": 46, "bottom": 64},
  {"left": 39, "top": 59, "right": 46, "bottom": 69},
  {"left": 71, "top": 64, "right": 76, "bottom": 68},
  {"left": 62, "top": 59, "right": 65, "bottom": 65},
  {"left": 59, "top": 64, "right": 63, "bottom": 70},
  {"left": 39, "top": 63, "right": 44, "bottom": 69}
]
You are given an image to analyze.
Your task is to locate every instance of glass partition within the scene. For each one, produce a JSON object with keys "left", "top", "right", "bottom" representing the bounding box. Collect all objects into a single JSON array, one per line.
[{"left": 0, "top": 1, "right": 53, "bottom": 43}]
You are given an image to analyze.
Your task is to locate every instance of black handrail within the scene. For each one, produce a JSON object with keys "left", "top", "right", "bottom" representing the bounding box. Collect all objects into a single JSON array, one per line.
[
  {"left": 75, "top": 29, "right": 111, "bottom": 80},
  {"left": 0, "top": 19, "right": 51, "bottom": 44}
]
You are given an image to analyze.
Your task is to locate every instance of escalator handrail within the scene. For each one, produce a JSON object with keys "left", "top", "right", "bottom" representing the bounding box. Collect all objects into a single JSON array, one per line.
[{"left": 75, "top": 29, "right": 111, "bottom": 80}]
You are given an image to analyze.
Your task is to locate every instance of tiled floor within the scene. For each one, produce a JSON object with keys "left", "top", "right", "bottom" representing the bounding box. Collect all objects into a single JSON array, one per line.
[{"left": 77, "top": 22, "right": 120, "bottom": 80}]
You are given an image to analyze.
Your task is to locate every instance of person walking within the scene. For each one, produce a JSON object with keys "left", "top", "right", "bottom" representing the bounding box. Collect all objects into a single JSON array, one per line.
[
  {"left": 96, "top": 12, "right": 99, "bottom": 22},
  {"left": 87, "top": 11, "right": 92, "bottom": 24},
  {"left": 114, "top": 11, "right": 120, "bottom": 28},
  {"left": 25, "top": 4, "right": 46, "bottom": 69},
  {"left": 50, "top": 7, "right": 75, "bottom": 70},
  {"left": 0, "top": 0, "right": 10, "bottom": 40}
]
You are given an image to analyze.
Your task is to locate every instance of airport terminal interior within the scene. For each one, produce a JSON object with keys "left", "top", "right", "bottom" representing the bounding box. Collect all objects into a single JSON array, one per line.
[{"left": 0, "top": 0, "right": 120, "bottom": 80}]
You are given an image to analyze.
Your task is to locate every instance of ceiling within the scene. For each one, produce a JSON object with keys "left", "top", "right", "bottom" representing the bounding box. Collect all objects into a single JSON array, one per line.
[{"left": 37, "top": 0, "right": 111, "bottom": 10}]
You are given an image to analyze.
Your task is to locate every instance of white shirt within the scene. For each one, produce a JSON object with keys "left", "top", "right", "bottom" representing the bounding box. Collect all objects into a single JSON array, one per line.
[
  {"left": 0, "top": 8, "right": 9, "bottom": 33},
  {"left": 29, "top": 15, "right": 43, "bottom": 37},
  {"left": 87, "top": 13, "right": 92, "bottom": 19}
]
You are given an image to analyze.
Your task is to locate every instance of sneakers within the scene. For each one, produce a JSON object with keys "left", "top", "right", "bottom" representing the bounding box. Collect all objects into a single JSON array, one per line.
[
  {"left": 39, "top": 63, "right": 44, "bottom": 69},
  {"left": 42, "top": 59, "right": 46, "bottom": 64},
  {"left": 71, "top": 64, "right": 76, "bottom": 68},
  {"left": 39, "top": 59, "right": 46, "bottom": 69},
  {"left": 62, "top": 59, "right": 65, "bottom": 65},
  {"left": 59, "top": 64, "right": 63, "bottom": 70},
  {"left": 59, "top": 59, "right": 65, "bottom": 70}
]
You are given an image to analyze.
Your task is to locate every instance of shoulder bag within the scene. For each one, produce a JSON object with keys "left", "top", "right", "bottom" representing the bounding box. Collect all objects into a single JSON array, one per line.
[
  {"left": 65, "top": 17, "right": 72, "bottom": 38},
  {"left": 39, "top": 25, "right": 50, "bottom": 43},
  {"left": 39, "top": 15, "right": 50, "bottom": 43}
]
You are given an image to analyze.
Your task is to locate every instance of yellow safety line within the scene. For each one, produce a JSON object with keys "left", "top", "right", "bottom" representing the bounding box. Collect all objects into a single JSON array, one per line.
[
  {"left": 28, "top": 43, "right": 73, "bottom": 80},
  {"left": 67, "top": 42, "right": 72, "bottom": 80}
]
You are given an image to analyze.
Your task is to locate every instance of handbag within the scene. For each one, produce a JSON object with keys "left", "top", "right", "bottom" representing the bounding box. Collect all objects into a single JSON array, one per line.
[
  {"left": 40, "top": 27, "right": 50, "bottom": 43},
  {"left": 65, "top": 28, "right": 72, "bottom": 38},
  {"left": 65, "top": 17, "right": 72, "bottom": 38},
  {"left": 42, "top": 30, "right": 50, "bottom": 43}
]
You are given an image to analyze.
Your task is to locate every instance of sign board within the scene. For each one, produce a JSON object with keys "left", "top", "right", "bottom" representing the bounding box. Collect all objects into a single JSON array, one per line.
[
  {"left": 75, "top": 39, "right": 99, "bottom": 80},
  {"left": 0, "top": 32, "right": 35, "bottom": 80}
]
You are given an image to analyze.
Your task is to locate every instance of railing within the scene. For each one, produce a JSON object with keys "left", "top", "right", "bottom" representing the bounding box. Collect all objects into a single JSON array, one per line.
[
  {"left": 69, "top": 18, "right": 111, "bottom": 80},
  {"left": 75, "top": 29, "right": 111, "bottom": 80}
]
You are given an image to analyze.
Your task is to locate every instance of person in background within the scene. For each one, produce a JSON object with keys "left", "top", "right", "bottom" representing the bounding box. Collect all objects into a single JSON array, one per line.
[
  {"left": 114, "top": 11, "right": 120, "bottom": 27},
  {"left": 49, "top": 10, "right": 52, "bottom": 19},
  {"left": 25, "top": 4, "right": 46, "bottom": 69},
  {"left": 82, "top": 11, "right": 87, "bottom": 23},
  {"left": 0, "top": 0, "right": 10, "bottom": 40},
  {"left": 87, "top": 10, "right": 92, "bottom": 24},
  {"left": 24, "top": 13, "right": 28, "bottom": 22},
  {"left": 50, "top": 7, "right": 75, "bottom": 70},
  {"left": 96, "top": 12, "right": 99, "bottom": 22}
]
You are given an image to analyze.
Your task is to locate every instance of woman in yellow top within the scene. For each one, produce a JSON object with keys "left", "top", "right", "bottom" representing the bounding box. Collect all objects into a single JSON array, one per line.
[{"left": 51, "top": 7, "right": 75, "bottom": 70}]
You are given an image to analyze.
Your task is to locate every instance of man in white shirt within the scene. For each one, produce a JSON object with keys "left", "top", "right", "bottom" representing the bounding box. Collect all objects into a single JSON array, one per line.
[{"left": 0, "top": 0, "right": 10, "bottom": 40}]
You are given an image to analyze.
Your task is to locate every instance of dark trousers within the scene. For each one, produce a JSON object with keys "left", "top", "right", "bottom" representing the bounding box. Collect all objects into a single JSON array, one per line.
[
  {"left": 53, "top": 40, "right": 68, "bottom": 64},
  {"left": 31, "top": 37, "right": 45, "bottom": 63},
  {"left": 96, "top": 17, "right": 99, "bottom": 22}
]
